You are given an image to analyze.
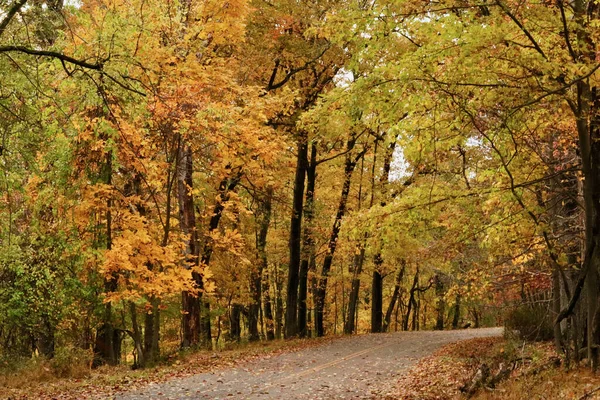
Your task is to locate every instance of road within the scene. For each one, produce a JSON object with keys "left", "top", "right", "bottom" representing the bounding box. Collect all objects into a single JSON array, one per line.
[{"left": 117, "top": 327, "right": 502, "bottom": 400}]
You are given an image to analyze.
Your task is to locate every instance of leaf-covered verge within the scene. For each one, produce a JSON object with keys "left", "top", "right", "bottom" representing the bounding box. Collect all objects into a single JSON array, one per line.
[
  {"left": 384, "top": 337, "right": 600, "bottom": 400},
  {"left": 0, "top": 337, "right": 332, "bottom": 400}
]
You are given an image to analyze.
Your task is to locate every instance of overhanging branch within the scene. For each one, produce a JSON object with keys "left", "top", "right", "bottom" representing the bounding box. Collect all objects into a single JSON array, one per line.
[{"left": 0, "top": 45, "right": 104, "bottom": 70}]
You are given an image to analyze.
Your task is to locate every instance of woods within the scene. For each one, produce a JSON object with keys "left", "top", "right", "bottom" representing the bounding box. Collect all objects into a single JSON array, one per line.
[{"left": 2, "top": 0, "right": 600, "bottom": 377}]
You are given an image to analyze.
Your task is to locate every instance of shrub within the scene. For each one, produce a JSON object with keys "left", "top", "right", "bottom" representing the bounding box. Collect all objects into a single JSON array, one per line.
[
  {"left": 504, "top": 304, "right": 554, "bottom": 342},
  {"left": 50, "top": 346, "right": 93, "bottom": 378}
]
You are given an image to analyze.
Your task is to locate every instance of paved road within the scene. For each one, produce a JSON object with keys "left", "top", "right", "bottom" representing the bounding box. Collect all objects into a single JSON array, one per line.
[{"left": 117, "top": 328, "right": 502, "bottom": 400}]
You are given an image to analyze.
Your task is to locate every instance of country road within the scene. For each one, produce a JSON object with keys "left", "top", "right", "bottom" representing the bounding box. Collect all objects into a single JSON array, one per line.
[{"left": 117, "top": 327, "right": 502, "bottom": 400}]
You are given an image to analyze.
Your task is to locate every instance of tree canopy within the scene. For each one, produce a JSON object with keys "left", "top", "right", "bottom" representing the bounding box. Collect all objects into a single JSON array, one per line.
[{"left": 0, "top": 0, "right": 598, "bottom": 372}]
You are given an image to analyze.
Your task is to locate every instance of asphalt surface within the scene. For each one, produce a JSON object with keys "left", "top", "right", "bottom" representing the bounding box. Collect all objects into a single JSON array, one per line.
[{"left": 116, "top": 327, "right": 503, "bottom": 399}]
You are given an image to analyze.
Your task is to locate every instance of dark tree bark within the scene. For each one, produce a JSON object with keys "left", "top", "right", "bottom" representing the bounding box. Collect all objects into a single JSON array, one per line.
[
  {"left": 93, "top": 150, "right": 119, "bottom": 367},
  {"left": 314, "top": 136, "right": 367, "bottom": 337},
  {"left": 344, "top": 248, "right": 365, "bottom": 334},
  {"left": 129, "top": 302, "right": 144, "bottom": 368},
  {"left": 371, "top": 263, "right": 384, "bottom": 333},
  {"left": 144, "top": 299, "right": 160, "bottom": 365},
  {"left": 249, "top": 186, "right": 273, "bottom": 341},
  {"left": 435, "top": 274, "right": 445, "bottom": 331},
  {"left": 285, "top": 132, "right": 308, "bottom": 338},
  {"left": 345, "top": 146, "right": 375, "bottom": 335},
  {"left": 452, "top": 294, "right": 461, "bottom": 330},
  {"left": 298, "top": 143, "right": 317, "bottom": 337},
  {"left": 371, "top": 138, "right": 396, "bottom": 333},
  {"left": 404, "top": 268, "right": 419, "bottom": 331},
  {"left": 542, "top": 2, "right": 600, "bottom": 369},
  {"left": 263, "top": 267, "right": 276, "bottom": 340},
  {"left": 178, "top": 143, "right": 203, "bottom": 349},
  {"left": 383, "top": 263, "right": 405, "bottom": 332},
  {"left": 229, "top": 303, "right": 242, "bottom": 342},
  {"left": 275, "top": 266, "right": 284, "bottom": 339}
]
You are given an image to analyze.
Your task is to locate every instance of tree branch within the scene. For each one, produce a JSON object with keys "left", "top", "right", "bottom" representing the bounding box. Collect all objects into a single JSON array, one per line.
[
  {"left": 0, "top": 0, "right": 27, "bottom": 39},
  {"left": 0, "top": 45, "right": 104, "bottom": 70},
  {"left": 557, "top": 0, "right": 577, "bottom": 62},
  {"left": 496, "top": 0, "right": 547, "bottom": 60},
  {"left": 263, "top": 45, "right": 330, "bottom": 92}
]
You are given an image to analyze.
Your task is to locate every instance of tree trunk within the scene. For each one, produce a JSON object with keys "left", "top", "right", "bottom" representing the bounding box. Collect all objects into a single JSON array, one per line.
[
  {"left": 263, "top": 265, "right": 276, "bottom": 340},
  {"left": 249, "top": 186, "right": 273, "bottom": 341},
  {"left": 435, "top": 274, "right": 445, "bottom": 330},
  {"left": 229, "top": 303, "right": 242, "bottom": 342},
  {"left": 129, "top": 302, "right": 144, "bottom": 368},
  {"left": 344, "top": 248, "right": 365, "bottom": 334},
  {"left": 371, "top": 138, "right": 396, "bottom": 334},
  {"left": 371, "top": 264, "right": 384, "bottom": 333},
  {"left": 285, "top": 132, "right": 308, "bottom": 338},
  {"left": 275, "top": 266, "right": 284, "bottom": 339},
  {"left": 299, "top": 143, "right": 317, "bottom": 337},
  {"left": 383, "top": 263, "right": 405, "bottom": 332},
  {"left": 433, "top": 274, "right": 446, "bottom": 331},
  {"left": 413, "top": 291, "right": 420, "bottom": 331},
  {"left": 452, "top": 294, "right": 461, "bottom": 330},
  {"left": 403, "top": 268, "right": 419, "bottom": 331},
  {"left": 144, "top": 298, "right": 160, "bottom": 365},
  {"left": 178, "top": 143, "right": 203, "bottom": 349},
  {"left": 93, "top": 150, "right": 119, "bottom": 367},
  {"left": 314, "top": 136, "right": 365, "bottom": 337},
  {"left": 570, "top": 4, "right": 600, "bottom": 369}
]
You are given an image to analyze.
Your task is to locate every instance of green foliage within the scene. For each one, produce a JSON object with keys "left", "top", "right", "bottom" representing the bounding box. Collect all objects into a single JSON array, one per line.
[{"left": 0, "top": 234, "right": 86, "bottom": 357}]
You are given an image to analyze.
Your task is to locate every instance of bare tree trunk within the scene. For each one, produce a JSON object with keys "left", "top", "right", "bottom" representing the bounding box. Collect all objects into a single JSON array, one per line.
[
  {"left": 403, "top": 268, "right": 419, "bottom": 331},
  {"left": 263, "top": 266, "right": 276, "bottom": 341},
  {"left": 345, "top": 248, "right": 365, "bottom": 334},
  {"left": 275, "top": 266, "right": 284, "bottom": 339},
  {"left": 345, "top": 151, "right": 373, "bottom": 335},
  {"left": 129, "top": 302, "right": 144, "bottom": 368},
  {"left": 452, "top": 294, "right": 461, "bottom": 330},
  {"left": 178, "top": 143, "right": 203, "bottom": 349},
  {"left": 229, "top": 303, "right": 242, "bottom": 342},
  {"left": 249, "top": 187, "right": 273, "bottom": 341},
  {"left": 435, "top": 274, "right": 445, "bottom": 330},
  {"left": 299, "top": 143, "right": 317, "bottom": 337},
  {"left": 285, "top": 132, "right": 308, "bottom": 338},
  {"left": 383, "top": 263, "right": 405, "bottom": 332},
  {"left": 371, "top": 138, "right": 396, "bottom": 333},
  {"left": 371, "top": 264, "right": 384, "bottom": 333},
  {"left": 144, "top": 299, "right": 160, "bottom": 365},
  {"left": 314, "top": 135, "right": 366, "bottom": 337},
  {"left": 93, "top": 150, "right": 119, "bottom": 367}
]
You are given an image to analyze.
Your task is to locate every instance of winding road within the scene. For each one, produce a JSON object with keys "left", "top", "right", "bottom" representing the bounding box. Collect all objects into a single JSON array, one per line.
[{"left": 117, "top": 327, "right": 502, "bottom": 400}]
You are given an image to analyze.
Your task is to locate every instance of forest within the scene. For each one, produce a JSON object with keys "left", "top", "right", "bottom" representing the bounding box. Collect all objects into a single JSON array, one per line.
[{"left": 1, "top": 0, "right": 599, "bottom": 378}]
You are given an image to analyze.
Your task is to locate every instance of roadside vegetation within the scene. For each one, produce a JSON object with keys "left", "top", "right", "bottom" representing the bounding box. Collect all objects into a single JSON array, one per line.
[
  {"left": 392, "top": 335, "right": 600, "bottom": 400},
  {"left": 0, "top": 337, "right": 330, "bottom": 400}
]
